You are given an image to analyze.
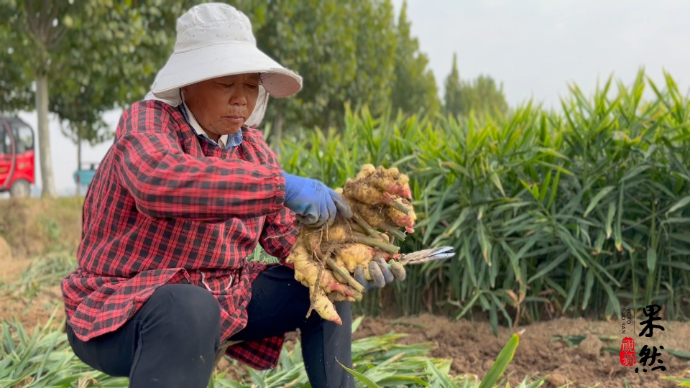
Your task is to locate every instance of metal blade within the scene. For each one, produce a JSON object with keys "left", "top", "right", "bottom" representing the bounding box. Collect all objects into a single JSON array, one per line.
[{"left": 399, "top": 246, "right": 455, "bottom": 265}]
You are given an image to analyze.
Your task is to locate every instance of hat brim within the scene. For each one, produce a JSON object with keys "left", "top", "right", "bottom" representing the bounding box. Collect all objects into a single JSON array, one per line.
[{"left": 151, "top": 42, "right": 302, "bottom": 99}]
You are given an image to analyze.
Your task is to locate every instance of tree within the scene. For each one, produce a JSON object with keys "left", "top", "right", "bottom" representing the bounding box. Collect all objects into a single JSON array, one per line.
[
  {"left": 1, "top": 0, "right": 194, "bottom": 197},
  {"left": 342, "top": 0, "right": 398, "bottom": 122},
  {"left": 0, "top": 13, "right": 33, "bottom": 113},
  {"left": 463, "top": 75, "right": 509, "bottom": 117},
  {"left": 0, "top": 0, "right": 77, "bottom": 197},
  {"left": 444, "top": 53, "right": 509, "bottom": 118},
  {"left": 444, "top": 53, "right": 464, "bottom": 118},
  {"left": 390, "top": 1, "right": 439, "bottom": 118},
  {"left": 51, "top": 1, "right": 195, "bottom": 195},
  {"left": 234, "top": 0, "right": 398, "bottom": 150}
]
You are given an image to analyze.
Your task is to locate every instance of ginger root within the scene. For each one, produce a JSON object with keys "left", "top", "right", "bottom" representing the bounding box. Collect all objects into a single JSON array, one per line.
[{"left": 286, "top": 164, "right": 418, "bottom": 324}]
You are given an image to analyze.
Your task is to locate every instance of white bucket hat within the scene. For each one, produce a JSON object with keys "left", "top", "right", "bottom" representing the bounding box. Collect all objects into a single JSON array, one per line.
[{"left": 144, "top": 2, "right": 302, "bottom": 127}]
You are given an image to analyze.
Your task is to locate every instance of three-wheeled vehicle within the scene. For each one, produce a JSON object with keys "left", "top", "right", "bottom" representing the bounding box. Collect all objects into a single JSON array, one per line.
[{"left": 0, "top": 116, "right": 35, "bottom": 197}]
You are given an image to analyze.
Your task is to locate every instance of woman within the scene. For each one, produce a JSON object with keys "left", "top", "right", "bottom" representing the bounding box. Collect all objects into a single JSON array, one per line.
[{"left": 60, "top": 3, "right": 398, "bottom": 387}]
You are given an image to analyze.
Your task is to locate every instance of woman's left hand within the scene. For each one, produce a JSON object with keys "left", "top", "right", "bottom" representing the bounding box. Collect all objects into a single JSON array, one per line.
[{"left": 353, "top": 258, "right": 405, "bottom": 290}]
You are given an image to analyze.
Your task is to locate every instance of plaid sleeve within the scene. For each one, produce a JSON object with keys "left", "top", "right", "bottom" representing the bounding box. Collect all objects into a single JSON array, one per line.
[
  {"left": 259, "top": 207, "right": 299, "bottom": 263},
  {"left": 112, "top": 101, "right": 286, "bottom": 222}
]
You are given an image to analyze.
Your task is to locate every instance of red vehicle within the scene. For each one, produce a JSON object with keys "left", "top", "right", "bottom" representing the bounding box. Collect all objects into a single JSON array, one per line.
[{"left": 0, "top": 116, "right": 35, "bottom": 197}]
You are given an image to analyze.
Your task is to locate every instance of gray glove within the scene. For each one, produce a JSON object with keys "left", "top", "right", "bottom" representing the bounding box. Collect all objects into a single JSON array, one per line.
[{"left": 354, "top": 257, "right": 405, "bottom": 290}]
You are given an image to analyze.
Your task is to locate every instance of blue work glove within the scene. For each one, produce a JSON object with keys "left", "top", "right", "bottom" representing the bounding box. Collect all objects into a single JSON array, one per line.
[{"left": 282, "top": 172, "right": 353, "bottom": 227}]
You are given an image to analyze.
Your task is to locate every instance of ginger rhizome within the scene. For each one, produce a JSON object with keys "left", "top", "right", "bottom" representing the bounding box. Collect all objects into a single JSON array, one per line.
[{"left": 285, "top": 165, "right": 417, "bottom": 324}]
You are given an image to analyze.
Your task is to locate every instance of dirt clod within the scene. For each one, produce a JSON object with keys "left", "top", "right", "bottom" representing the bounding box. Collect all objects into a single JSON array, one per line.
[
  {"left": 578, "top": 334, "right": 604, "bottom": 358},
  {"left": 546, "top": 372, "right": 568, "bottom": 387}
]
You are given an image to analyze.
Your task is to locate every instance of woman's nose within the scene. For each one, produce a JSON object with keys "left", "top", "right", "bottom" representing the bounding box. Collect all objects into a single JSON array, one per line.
[{"left": 230, "top": 92, "right": 247, "bottom": 106}]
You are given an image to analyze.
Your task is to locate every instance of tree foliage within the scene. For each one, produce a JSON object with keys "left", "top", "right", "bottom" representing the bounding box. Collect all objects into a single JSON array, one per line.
[
  {"left": 236, "top": 0, "right": 398, "bottom": 141},
  {"left": 444, "top": 53, "right": 509, "bottom": 118},
  {"left": 390, "top": 1, "right": 439, "bottom": 118},
  {"left": 0, "top": 0, "right": 196, "bottom": 195},
  {"left": 50, "top": 0, "right": 197, "bottom": 145},
  {"left": 443, "top": 53, "right": 462, "bottom": 119},
  {"left": 1, "top": 0, "right": 449, "bottom": 190},
  {"left": 0, "top": 8, "right": 33, "bottom": 112}
]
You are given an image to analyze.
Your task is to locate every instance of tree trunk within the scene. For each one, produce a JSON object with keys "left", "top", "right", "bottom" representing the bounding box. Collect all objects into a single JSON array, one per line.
[
  {"left": 272, "top": 112, "right": 284, "bottom": 159},
  {"left": 76, "top": 130, "right": 81, "bottom": 197},
  {"left": 35, "top": 74, "right": 57, "bottom": 198}
]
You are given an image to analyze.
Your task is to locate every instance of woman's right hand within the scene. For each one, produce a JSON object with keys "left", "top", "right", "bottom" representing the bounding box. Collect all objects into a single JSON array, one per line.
[{"left": 282, "top": 172, "right": 352, "bottom": 227}]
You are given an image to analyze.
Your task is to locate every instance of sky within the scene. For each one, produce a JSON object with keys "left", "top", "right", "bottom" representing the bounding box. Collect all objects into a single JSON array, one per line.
[{"left": 11, "top": 0, "right": 690, "bottom": 196}]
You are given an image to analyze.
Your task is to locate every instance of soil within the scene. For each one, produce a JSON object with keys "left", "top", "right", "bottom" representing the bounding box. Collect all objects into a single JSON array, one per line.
[
  {"left": 0, "top": 253, "right": 65, "bottom": 329},
  {"left": 353, "top": 314, "right": 690, "bottom": 388}
]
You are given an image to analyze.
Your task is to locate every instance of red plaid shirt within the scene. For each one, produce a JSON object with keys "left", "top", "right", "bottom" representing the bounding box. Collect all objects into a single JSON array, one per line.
[{"left": 60, "top": 100, "right": 298, "bottom": 370}]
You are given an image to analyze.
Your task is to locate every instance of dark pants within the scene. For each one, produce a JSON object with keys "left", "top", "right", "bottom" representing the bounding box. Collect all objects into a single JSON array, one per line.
[{"left": 66, "top": 266, "right": 354, "bottom": 388}]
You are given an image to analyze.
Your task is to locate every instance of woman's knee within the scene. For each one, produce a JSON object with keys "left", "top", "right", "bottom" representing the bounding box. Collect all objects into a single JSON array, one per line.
[{"left": 143, "top": 284, "right": 221, "bottom": 337}]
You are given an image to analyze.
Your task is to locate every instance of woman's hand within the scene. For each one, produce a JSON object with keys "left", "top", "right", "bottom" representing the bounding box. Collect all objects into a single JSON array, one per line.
[
  {"left": 282, "top": 172, "right": 352, "bottom": 227},
  {"left": 353, "top": 258, "right": 406, "bottom": 290}
]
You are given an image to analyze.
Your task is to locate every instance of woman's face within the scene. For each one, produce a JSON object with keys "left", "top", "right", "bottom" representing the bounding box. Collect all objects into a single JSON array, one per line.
[{"left": 182, "top": 73, "right": 261, "bottom": 141}]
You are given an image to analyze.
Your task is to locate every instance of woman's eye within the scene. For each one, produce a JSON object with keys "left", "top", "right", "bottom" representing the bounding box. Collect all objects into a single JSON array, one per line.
[
  {"left": 246, "top": 84, "right": 258, "bottom": 89},
  {"left": 217, "top": 83, "right": 234, "bottom": 88}
]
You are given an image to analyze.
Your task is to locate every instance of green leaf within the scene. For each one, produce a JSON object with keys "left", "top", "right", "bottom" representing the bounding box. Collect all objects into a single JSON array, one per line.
[
  {"left": 478, "top": 333, "right": 521, "bottom": 388},
  {"left": 606, "top": 202, "right": 615, "bottom": 239},
  {"left": 563, "top": 263, "right": 583, "bottom": 312},
  {"left": 583, "top": 186, "right": 615, "bottom": 217},
  {"left": 666, "top": 348, "right": 690, "bottom": 360},
  {"left": 615, "top": 182, "right": 624, "bottom": 251},
  {"left": 338, "top": 360, "right": 381, "bottom": 388},
  {"left": 378, "top": 376, "right": 430, "bottom": 387},
  {"left": 425, "top": 359, "right": 457, "bottom": 388},
  {"left": 646, "top": 249, "right": 657, "bottom": 273},
  {"left": 490, "top": 172, "right": 506, "bottom": 196},
  {"left": 667, "top": 195, "right": 690, "bottom": 214},
  {"left": 528, "top": 251, "right": 569, "bottom": 283},
  {"left": 582, "top": 269, "right": 594, "bottom": 310},
  {"left": 352, "top": 316, "right": 364, "bottom": 334}
]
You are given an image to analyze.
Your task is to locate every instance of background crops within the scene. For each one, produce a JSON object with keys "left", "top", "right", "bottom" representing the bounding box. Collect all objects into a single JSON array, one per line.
[{"left": 277, "top": 70, "right": 690, "bottom": 334}]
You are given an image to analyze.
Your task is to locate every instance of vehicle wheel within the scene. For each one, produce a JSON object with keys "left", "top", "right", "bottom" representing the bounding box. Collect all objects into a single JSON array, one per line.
[{"left": 9, "top": 180, "right": 30, "bottom": 198}]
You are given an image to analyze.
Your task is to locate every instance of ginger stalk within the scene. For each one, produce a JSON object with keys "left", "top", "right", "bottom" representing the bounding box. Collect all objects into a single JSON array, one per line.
[
  {"left": 351, "top": 234, "right": 400, "bottom": 255},
  {"left": 351, "top": 211, "right": 380, "bottom": 239},
  {"left": 314, "top": 250, "right": 365, "bottom": 293},
  {"left": 287, "top": 243, "right": 361, "bottom": 298}
]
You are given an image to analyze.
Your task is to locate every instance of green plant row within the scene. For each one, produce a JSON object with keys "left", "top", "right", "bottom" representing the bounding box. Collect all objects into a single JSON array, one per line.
[
  {"left": 0, "top": 311, "right": 539, "bottom": 388},
  {"left": 277, "top": 70, "right": 690, "bottom": 332}
]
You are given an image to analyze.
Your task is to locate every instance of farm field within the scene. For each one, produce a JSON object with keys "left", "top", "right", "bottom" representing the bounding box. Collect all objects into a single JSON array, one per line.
[
  {"left": 1, "top": 199, "right": 689, "bottom": 387},
  {"left": 2, "top": 1, "right": 689, "bottom": 387}
]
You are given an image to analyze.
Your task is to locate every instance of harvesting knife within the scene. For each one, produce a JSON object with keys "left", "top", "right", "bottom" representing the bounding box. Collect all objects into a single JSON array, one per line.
[{"left": 397, "top": 246, "right": 455, "bottom": 265}]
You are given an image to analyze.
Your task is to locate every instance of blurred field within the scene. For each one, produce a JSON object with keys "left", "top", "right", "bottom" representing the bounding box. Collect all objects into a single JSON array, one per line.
[{"left": 0, "top": 197, "right": 83, "bottom": 258}]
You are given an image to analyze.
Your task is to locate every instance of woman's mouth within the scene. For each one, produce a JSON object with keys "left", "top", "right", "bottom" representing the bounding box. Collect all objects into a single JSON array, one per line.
[{"left": 224, "top": 115, "right": 244, "bottom": 124}]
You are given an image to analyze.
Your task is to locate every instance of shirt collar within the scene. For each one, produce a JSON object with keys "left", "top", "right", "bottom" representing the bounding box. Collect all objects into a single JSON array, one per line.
[{"left": 180, "top": 103, "right": 242, "bottom": 149}]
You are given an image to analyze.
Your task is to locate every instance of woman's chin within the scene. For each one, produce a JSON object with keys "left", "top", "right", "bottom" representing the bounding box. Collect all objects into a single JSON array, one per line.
[{"left": 217, "top": 125, "right": 243, "bottom": 136}]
